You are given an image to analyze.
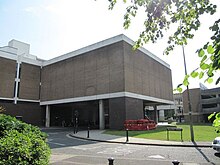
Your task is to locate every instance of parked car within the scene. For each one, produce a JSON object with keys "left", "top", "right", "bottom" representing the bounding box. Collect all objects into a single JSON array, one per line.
[{"left": 212, "top": 137, "right": 220, "bottom": 152}]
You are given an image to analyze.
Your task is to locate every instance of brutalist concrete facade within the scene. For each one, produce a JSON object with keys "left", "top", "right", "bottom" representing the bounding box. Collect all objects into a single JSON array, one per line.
[{"left": 0, "top": 35, "right": 173, "bottom": 129}]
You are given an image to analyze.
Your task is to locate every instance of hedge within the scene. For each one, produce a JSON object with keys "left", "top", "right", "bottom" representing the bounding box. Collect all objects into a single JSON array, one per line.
[{"left": 0, "top": 114, "right": 51, "bottom": 165}]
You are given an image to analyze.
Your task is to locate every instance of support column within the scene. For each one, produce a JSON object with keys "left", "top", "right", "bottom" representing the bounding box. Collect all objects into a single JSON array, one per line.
[
  {"left": 45, "top": 105, "right": 50, "bottom": 127},
  {"left": 159, "top": 109, "right": 165, "bottom": 122},
  {"left": 99, "top": 100, "right": 105, "bottom": 130},
  {"left": 154, "top": 105, "right": 158, "bottom": 123}
]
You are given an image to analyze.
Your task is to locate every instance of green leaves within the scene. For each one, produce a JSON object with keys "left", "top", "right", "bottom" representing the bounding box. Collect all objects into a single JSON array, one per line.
[
  {"left": 207, "top": 45, "right": 215, "bottom": 54},
  {"left": 208, "top": 112, "right": 220, "bottom": 134},
  {"left": 175, "top": 83, "right": 183, "bottom": 93},
  {"left": 199, "top": 71, "right": 204, "bottom": 79},
  {"left": 108, "top": 0, "right": 220, "bottom": 86},
  {"left": 190, "top": 71, "right": 198, "bottom": 78},
  {"left": 183, "top": 75, "right": 189, "bottom": 86},
  {"left": 200, "top": 63, "right": 209, "bottom": 70},
  {"left": 208, "top": 113, "right": 216, "bottom": 121},
  {"left": 206, "top": 77, "right": 213, "bottom": 84},
  {"left": 198, "top": 49, "right": 205, "bottom": 57},
  {"left": 0, "top": 114, "right": 50, "bottom": 164}
]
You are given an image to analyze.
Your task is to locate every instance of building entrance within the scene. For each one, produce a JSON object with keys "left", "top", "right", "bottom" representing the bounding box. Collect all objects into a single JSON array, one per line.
[{"left": 49, "top": 100, "right": 109, "bottom": 129}]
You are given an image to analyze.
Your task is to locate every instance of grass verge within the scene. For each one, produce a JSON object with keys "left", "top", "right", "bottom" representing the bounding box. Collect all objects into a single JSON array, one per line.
[{"left": 104, "top": 124, "right": 218, "bottom": 142}]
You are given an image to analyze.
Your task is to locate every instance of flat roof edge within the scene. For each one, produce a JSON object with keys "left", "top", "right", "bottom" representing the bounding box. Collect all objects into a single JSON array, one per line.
[
  {"left": 42, "top": 34, "right": 170, "bottom": 68},
  {"left": 42, "top": 34, "right": 124, "bottom": 66},
  {"left": 0, "top": 51, "right": 17, "bottom": 61},
  {"left": 0, "top": 51, "right": 43, "bottom": 66}
]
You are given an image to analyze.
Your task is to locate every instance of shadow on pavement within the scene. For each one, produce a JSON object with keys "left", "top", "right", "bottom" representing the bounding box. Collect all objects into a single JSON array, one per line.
[
  {"left": 193, "top": 142, "right": 215, "bottom": 165},
  {"left": 214, "top": 152, "right": 220, "bottom": 158},
  {"left": 41, "top": 127, "right": 97, "bottom": 149}
]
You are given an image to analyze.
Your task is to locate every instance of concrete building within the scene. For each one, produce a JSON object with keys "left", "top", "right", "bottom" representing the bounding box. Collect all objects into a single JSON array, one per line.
[
  {"left": 155, "top": 86, "right": 220, "bottom": 124},
  {"left": 158, "top": 86, "right": 220, "bottom": 123},
  {"left": 0, "top": 34, "right": 173, "bottom": 129},
  {"left": 183, "top": 87, "right": 220, "bottom": 123}
]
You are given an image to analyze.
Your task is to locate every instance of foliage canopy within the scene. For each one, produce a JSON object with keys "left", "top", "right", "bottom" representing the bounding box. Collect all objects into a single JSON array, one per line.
[
  {"left": 208, "top": 112, "right": 220, "bottom": 133},
  {"left": 108, "top": 0, "right": 220, "bottom": 91}
]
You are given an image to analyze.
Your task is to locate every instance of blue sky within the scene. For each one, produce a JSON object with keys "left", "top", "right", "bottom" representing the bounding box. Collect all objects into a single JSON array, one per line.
[{"left": 0, "top": 0, "right": 219, "bottom": 89}]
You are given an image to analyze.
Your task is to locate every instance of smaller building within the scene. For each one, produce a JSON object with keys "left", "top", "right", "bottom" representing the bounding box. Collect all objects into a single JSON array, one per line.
[
  {"left": 183, "top": 87, "right": 220, "bottom": 123},
  {"left": 156, "top": 86, "right": 220, "bottom": 124}
]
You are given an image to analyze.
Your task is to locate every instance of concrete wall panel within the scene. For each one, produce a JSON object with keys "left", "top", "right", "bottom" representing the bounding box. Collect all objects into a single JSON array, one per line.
[
  {"left": 19, "top": 63, "right": 41, "bottom": 100},
  {"left": 123, "top": 41, "right": 173, "bottom": 101},
  {"left": 41, "top": 42, "right": 125, "bottom": 101},
  {"left": 0, "top": 57, "right": 16, "bottom": 98},
  {"left": 41, "top": 40, "right": 172, "bottom": 102}
]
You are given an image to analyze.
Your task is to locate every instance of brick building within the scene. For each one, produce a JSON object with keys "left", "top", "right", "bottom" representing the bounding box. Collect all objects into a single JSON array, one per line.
[
  {"left": 182, "top": 87, "right": 220, "bottom": 123},
  {"left": 0, "top": 34, "right": 173, "bottom": 129}
]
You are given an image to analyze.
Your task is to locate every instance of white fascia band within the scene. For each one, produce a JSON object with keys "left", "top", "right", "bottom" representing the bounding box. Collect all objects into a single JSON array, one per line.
[{"left": 40, "top": 92, "right": 173, "bottom": 105}]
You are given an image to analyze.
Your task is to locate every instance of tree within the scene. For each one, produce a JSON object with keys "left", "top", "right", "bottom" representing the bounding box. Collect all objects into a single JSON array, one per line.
[
  {"left": 208, "top": 112, "right": 220, "bottom": 133},
  {"left": 108, "top": 0, "right": 220, "bottom": 91}
]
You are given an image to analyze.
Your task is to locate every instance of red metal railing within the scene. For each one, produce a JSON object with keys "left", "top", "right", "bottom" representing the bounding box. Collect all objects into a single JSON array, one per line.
[{"left": 124, "top": 119, "right": 157, "bottom": 131}]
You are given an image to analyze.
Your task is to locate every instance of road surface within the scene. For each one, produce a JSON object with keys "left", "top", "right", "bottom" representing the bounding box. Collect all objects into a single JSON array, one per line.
[{"left": 43, "top": 128, "right": 220, "bottom": 165}]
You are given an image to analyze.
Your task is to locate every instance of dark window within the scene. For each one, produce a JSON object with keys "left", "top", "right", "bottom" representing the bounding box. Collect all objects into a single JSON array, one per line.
[
  {"left": 202, "top": 104, "right": 217, "bottom": 109},
  {"left": 15, "top": 63, "right": 21, "bottom": 79},
  {"left": 15, "top": 63, "right": 18, "bottom": 78},
  {"left": 17, "top": 82, "right": 20, "bottom": 97},
  {"left": 39, "top": 68, "right": 42, "bottom": 99},
  {"left": 18, "top": 64, "right": 21, "bottom": 79},
  {"left": 201, "top": 95, "right": 216, "bottom": 99},
  {"left": 13, "top": 82, "right": 16, "bottom": 97}
]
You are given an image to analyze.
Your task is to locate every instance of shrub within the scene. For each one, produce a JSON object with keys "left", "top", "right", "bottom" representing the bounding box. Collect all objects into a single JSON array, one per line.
[
  {"left": 0, "top": 114, "right": 51, "bottom": 165},
  {"left": 0, "top": 114, "right": 47, "bottom": 140},
  {"left": 0, "top": 130, "right": 50, "bottom": 165}
]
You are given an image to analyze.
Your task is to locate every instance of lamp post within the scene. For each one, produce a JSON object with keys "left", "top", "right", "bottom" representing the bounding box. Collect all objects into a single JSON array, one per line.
[
  {"left": 181, "top": 33, "right": 195, "bottom": 142},
  {"left": 177, "top": 0, "right": 195, "bottom": 140}
]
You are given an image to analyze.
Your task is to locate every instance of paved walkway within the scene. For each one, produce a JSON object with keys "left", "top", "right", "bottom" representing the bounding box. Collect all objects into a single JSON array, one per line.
[{"left": 70, "top": 130, "right": 212, "bottom": 147}]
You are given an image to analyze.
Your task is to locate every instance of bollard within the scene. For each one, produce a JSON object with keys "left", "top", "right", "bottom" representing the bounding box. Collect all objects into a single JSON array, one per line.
[
  {"left": 87, "top": 126, "right": 90, "bottom": 138},
  {"left": 73, "top": 126, "right": 76, "bottom": 134},
  {"left": 126, "top": 129, "right": 129, "bottom": 142},
  {"left": 108, "top": 157, "right": 114, "bottom": 165},
  {"left": 172, "top": 160, "right": 180, "bottom": 165}
]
